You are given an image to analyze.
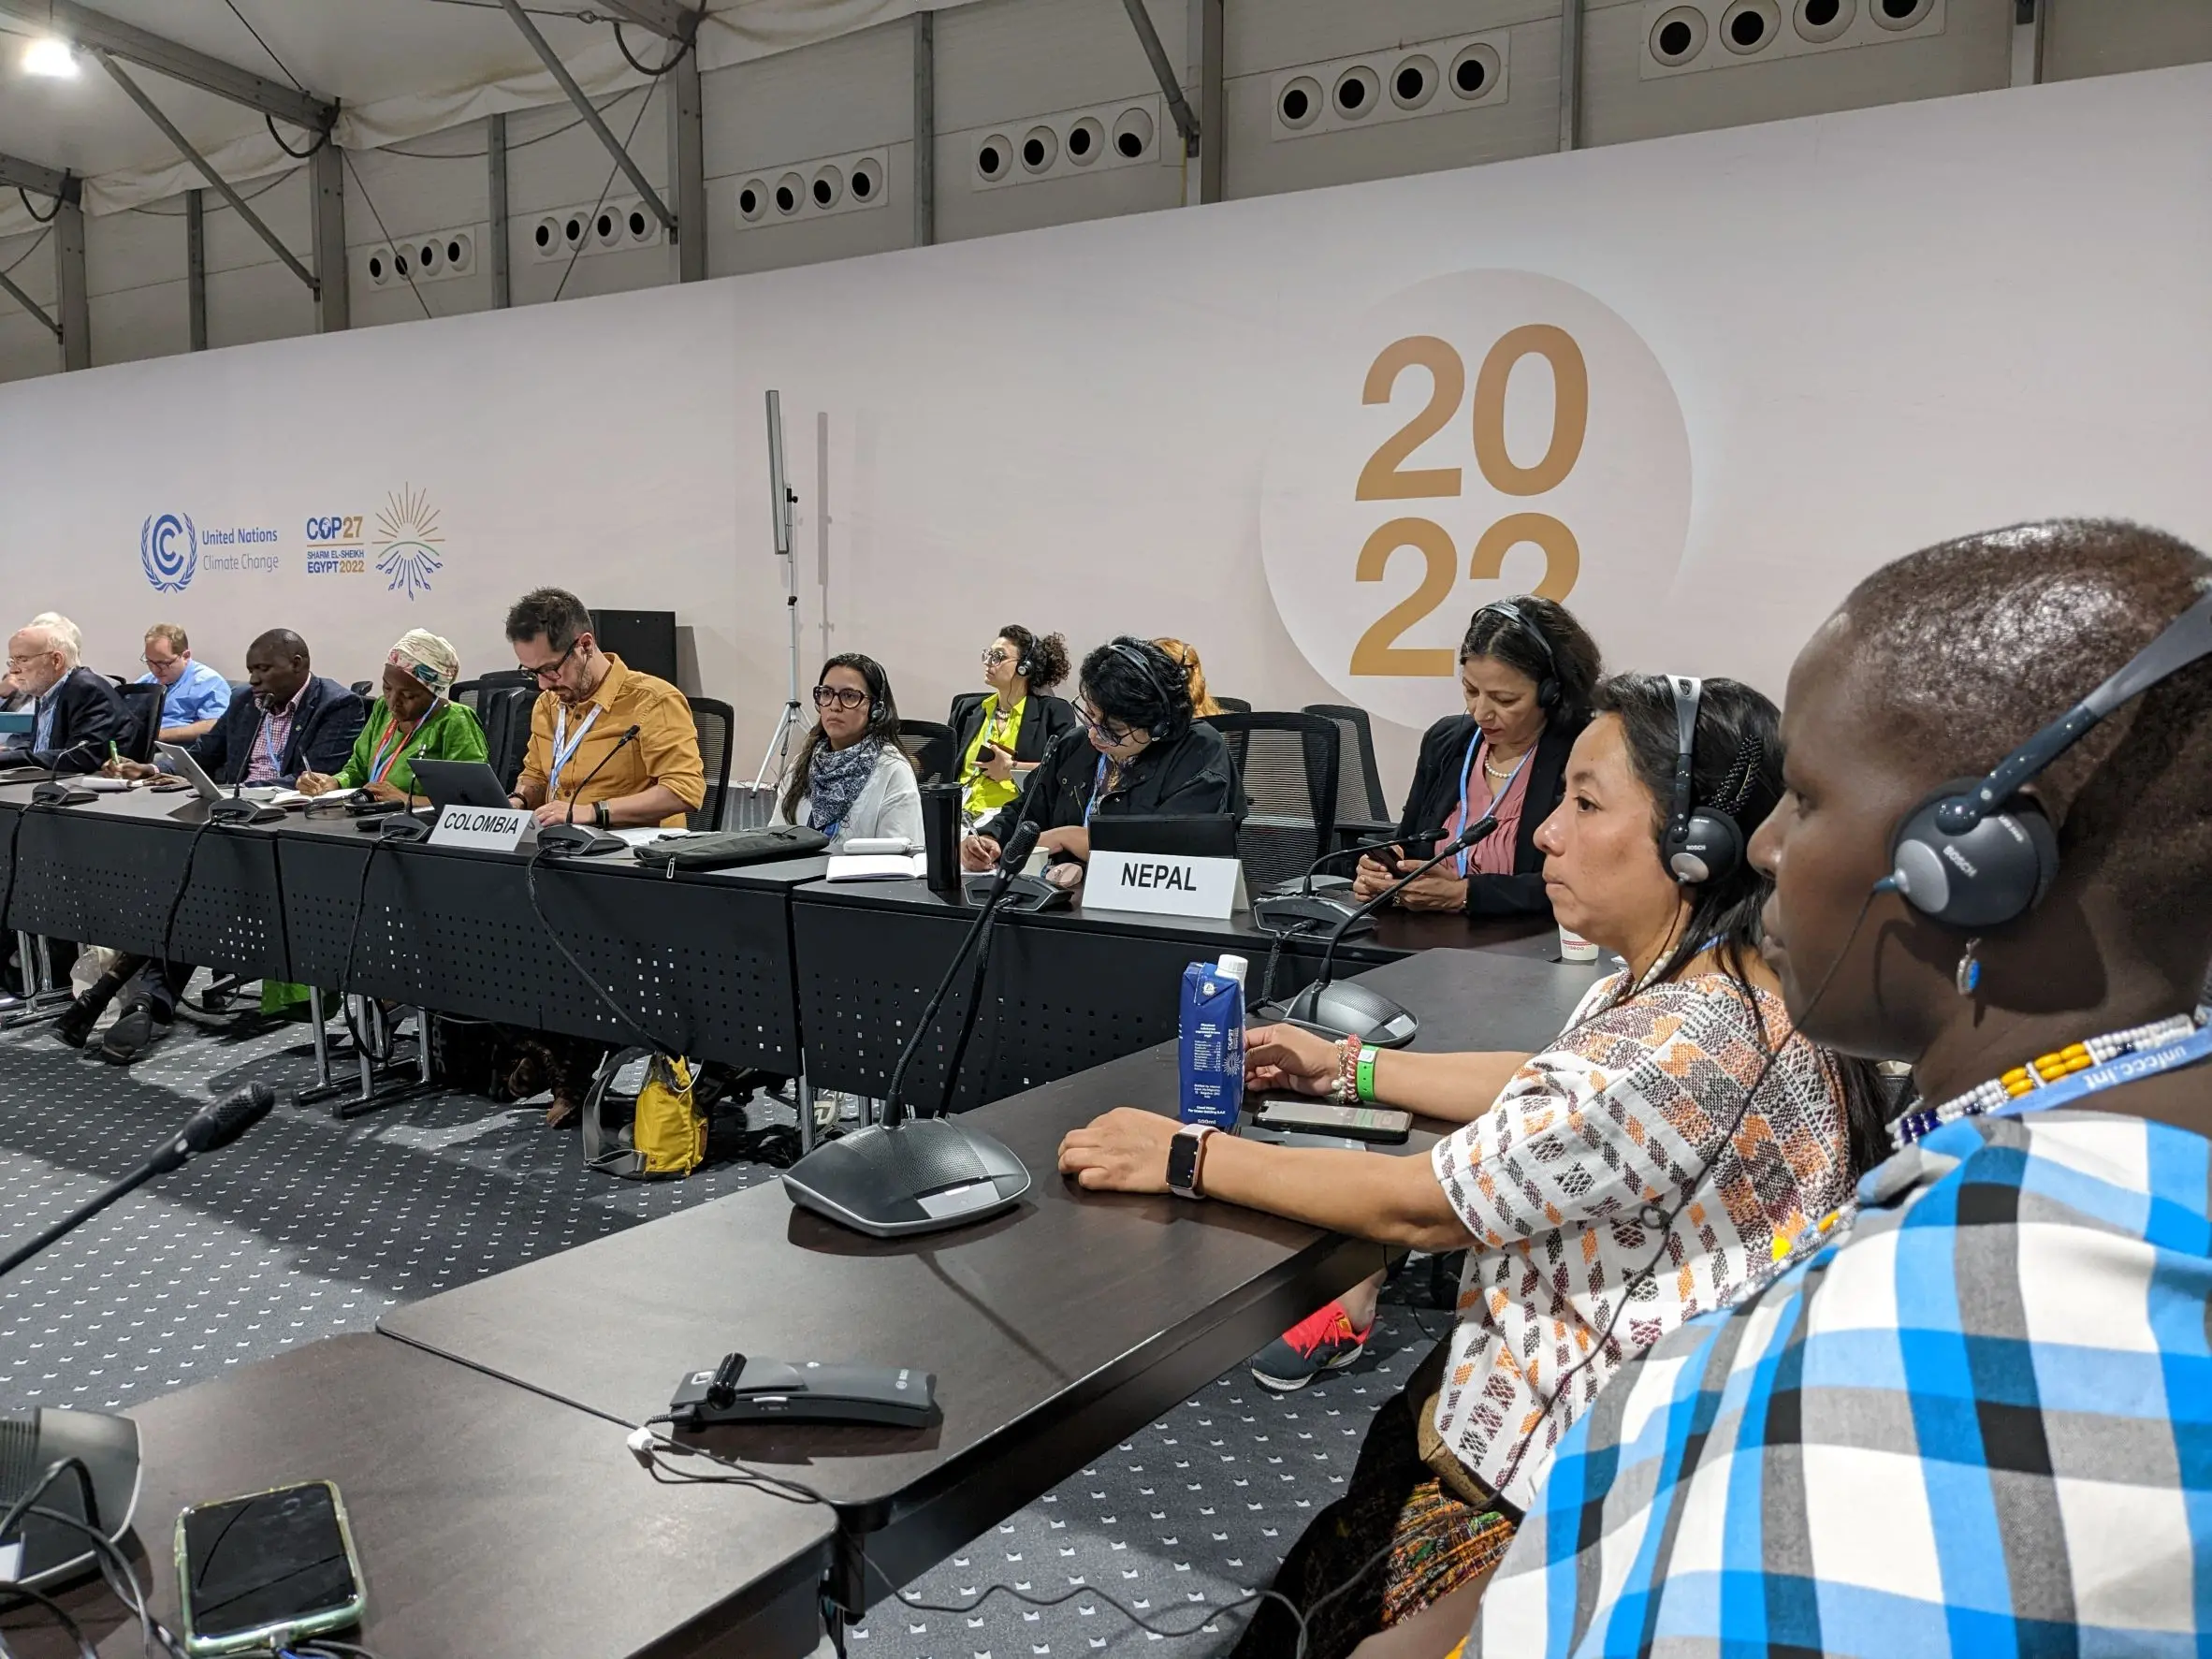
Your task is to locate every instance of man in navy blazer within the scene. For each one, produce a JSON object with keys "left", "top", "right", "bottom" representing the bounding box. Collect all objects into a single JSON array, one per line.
[
  {"left": 109, "top": 628, "right": 364, "bottom": 789},
  {"left": 86, "top": 629, "right": 365, "bottom": 1063}
]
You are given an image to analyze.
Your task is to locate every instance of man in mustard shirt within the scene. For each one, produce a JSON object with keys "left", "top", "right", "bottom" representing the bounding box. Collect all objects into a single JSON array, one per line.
[{"left": 503, "top": 588, "right": 704, "bottom": 831}]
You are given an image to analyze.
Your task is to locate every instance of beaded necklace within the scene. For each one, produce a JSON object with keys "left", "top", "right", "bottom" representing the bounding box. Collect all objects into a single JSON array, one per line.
[{"left": 1888, "top": 1011, "right": 2212, "bottom": 1151}]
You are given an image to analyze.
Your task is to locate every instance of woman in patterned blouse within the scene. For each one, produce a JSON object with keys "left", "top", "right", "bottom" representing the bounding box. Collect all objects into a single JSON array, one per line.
[{"left": 1058, "top": 673, "right": 1889, "bottom": 1659}]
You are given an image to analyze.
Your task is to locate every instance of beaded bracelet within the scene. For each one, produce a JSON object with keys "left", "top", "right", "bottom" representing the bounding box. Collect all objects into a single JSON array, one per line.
[
  {"left": 1332, "top": 1036, "right": 1362, "bottom": 1103},
  {"left": 1355, "top": 1045, "right": 1379, "bottom": 1104}
]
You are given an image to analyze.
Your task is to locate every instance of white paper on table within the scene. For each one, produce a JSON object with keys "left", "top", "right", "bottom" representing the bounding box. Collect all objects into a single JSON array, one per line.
[{"left": 825, "top": 851, "right": 927, "bottom": 881}]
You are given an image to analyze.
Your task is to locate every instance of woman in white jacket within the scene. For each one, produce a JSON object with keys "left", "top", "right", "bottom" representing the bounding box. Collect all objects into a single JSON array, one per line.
[{"left": 777, "top": 652, "right": 923, "bottom": 846}]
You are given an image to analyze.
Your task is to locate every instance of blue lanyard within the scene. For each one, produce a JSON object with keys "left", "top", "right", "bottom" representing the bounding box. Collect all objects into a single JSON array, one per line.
[
  {"left": 1456, "top": 735, "right": 1529, "bottom": 877},
  {"left": 548, "top": 703, "right": 602, "bottom": 795},
  {"left": 1084, "top": 751, "right": 1113, "bottom": 827},
  {"left": 1989, "top": 1026, "right": 2212, "bottom": 1119}
]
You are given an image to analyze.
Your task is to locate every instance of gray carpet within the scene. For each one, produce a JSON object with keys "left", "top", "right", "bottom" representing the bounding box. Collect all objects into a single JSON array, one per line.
[{"left": 0, "top": 1000, "right": 1437, "bottom": 1658}]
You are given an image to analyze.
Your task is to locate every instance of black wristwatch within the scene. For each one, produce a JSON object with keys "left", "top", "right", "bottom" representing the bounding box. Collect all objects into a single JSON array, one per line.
[
  {"left": 594, "top": 800, "right": 611, "bottom": 830},
  {"left": 1166, "top": 1124, "right": 1216, "bottom": 1201}
]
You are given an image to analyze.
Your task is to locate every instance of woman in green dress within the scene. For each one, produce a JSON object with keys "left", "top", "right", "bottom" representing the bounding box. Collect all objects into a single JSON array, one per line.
[{"left": 298, "top": 628, "right": 486, "bottom": 801}]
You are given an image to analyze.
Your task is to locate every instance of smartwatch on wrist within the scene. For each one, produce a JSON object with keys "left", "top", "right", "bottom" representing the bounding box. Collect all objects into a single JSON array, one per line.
[
  {"left": 1166, "top": 1124, "right": 1216, "bottom": 1201},
  {"left": 594, "top": 800, "right": 612, "bottom": 830}
]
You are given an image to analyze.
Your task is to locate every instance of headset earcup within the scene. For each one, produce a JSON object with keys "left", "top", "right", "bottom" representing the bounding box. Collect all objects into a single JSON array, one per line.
[
  {"left": 1536, "top": 677, "right": 1560, "bottom": 710},
  {"left": 1666, "top": 809, "right": 1743, "bottom": 885},
  {"left": 1888, "top": 785, "right": 2059, "bottom": 928}
]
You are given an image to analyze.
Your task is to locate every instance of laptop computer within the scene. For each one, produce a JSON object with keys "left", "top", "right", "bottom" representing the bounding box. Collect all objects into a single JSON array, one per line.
[
  {"left": 409, "top": 759, "right": 517, "bottom": 815},
  {"left": 155, "top": 741, "right": 233, "bottom": 802}
]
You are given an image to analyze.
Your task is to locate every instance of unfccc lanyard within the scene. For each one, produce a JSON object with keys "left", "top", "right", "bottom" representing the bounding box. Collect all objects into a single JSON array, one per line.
[
  {"left": 548, "top": 703, "right": 603, "bottom": 796},
  {"left": 1989, "top": 1026, "right": 2212, "bottom": 1121},
  {"left": 1084, "top": 752, "right": 1116, "bottom": 826},
  {"left": 366, "top": 717, "right": 424, "bottom": 784},
  {"left": 1456, "top": 735, "right": 1528, "bottom": 877}
]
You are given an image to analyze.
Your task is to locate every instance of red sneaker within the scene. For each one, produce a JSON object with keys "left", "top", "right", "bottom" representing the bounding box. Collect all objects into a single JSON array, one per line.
[{"left": 1249, "top": 1300, "right": 1372, "bottom": 1392}]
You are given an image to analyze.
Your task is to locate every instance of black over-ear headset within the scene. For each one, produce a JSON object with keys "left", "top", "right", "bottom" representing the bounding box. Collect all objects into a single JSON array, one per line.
[
  {"left": 1473, "top": 599, "right": 1561, "bottom": 710},
  {"left": 1886, "top": 588, "right": 2212, "bottom": 930},
  {"left": 1107, "top": 638, "right": 1183, "bottom": 741},
  {"left": 1661, "top": 675, "right": 1750, "bottom": 886}
]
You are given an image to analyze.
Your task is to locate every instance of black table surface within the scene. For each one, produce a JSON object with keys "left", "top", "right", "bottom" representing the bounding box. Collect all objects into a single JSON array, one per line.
[
  {"left": 0, "top": 1334, "right": 834, "bottom": 1659},
  {"left": 378, "top": 945, "right": 1608, "bottom": 1598},
  {"left": 792, "top": 871, "right": 1556, "bottom": 961}
]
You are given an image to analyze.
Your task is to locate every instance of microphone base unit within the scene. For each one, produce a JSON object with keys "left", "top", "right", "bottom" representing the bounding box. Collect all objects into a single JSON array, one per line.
[
  {"left": 782, "top": 1116, "right": 1031, "bottom": 1238},
  {"left": 374, "top": 810, "right": 433, "bottom": 841},
  {"left": 28, "top": 783, "right": 94, "bottom": 808},
  {"left": 0, "top": 1407, "right": 141, "bottom": 1588},
  {"left": 665, "top": 1354, "right": 938, "bottom": 1430},
  {"left": 538, "top": 823, "right": 627, "bottom": 857},
  {"left": 1251, "top": 892, "right": 1375, "bottom": 937},
  {"left": 208, "top": 797, "right": 284, "bottom": 825},
  {"left": 1281, "top": 979, "right": 1420, "bottom": 1048},
  {"left": 963, "top": 870, "right": 1070, "bottom": 912}
]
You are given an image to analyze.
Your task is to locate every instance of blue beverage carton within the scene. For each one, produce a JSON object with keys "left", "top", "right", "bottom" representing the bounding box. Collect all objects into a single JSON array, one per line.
[{"left": 1178, "top": 953, "right": 1249, "bottom": 1128}]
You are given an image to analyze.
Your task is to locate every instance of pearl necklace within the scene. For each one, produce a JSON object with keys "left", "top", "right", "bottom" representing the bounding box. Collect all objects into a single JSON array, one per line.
[{"left": 1888, "top": 1011, "right": 2205, "bottom": 1151}]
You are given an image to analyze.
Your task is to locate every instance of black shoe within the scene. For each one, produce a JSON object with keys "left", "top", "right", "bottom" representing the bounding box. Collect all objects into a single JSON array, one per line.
[
  {"left": 100, "top": 998, "right": 157, "bottom": 1065},
  {"left": 55, "top": 973, "right": 127, "bottom": 1049}
]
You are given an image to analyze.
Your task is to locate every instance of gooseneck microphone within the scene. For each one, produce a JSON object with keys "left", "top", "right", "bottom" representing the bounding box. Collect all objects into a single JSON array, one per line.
[
  {"left": 539, "top": 723, "right": 641, "bottom": 855},
  {"left": 0, "top": 1084, "right": 276, "bottom": 1282},
  {"left": 29, "top": 739, "right": 98, "bottom": 807},
  {"left": 1277, "top": 817, "right": 1499, "bottom": 1047},
  {"left": 780, "top": 821, "right": 1038, "bottom": 1238}
]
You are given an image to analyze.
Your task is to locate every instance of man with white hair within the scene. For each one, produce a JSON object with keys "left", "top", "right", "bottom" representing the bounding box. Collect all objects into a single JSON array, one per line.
[{"left": 4, "top": 613, "right": 124, "bottom": 773}]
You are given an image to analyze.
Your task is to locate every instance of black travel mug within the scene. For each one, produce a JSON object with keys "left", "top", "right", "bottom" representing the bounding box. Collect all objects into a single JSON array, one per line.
[{"left": 922, "top": 782, "right": 963, "bottom": 893}]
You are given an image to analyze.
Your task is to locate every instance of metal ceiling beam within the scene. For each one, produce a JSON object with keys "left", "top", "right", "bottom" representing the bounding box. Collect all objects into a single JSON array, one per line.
[
  {"left": 911, "top": 10, "right": 934, "bottom": 246},
  {"left": 487, "top": 114, "right": 511, "bottom": 309},
  {"left": 1195, "top": 0, "right": 1221, "bottom": 202},
  {"left": 186, "top": 188, "right": 208, "bottom": 349},
  {"left": 0, "top": 262, "right": 60, "bottom": 342},
  {"left": 55, "top": 193, "right": 88, "bottom": 367},
  {"left": 499, "top": 0, "right": 675, "bottom": 233},
  {"left": 667, "top": 41, "right": 705, "bottom": 281},
  {"left": 309, "top": 139, "right": 346, "bottom": 330},
  {"left": 1119, "top": 0, "right": 1198, "bottom": 157},
  {"left": 97, "top": 50, "right": 321, "bottom": 296},
  {"left": 0, "top": 0, "right": 333, "bottom": 130},
  {"left": 591, "top": 0, "right": 701, "bottom": 44},
  {"left": 0, "top": 150, "right": 71, "bottom": 201},
  {"left": 1558, "top": 0, "right": 1583, "bottom": 152}
]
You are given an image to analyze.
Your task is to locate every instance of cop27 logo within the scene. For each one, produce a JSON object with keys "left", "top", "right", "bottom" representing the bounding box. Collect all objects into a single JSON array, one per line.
[
  {"left": 372, "top": 483, "right": 444, "bottom": 600},
  {"left": 140, "top": 512, "right": 198, "bottom": 592}
]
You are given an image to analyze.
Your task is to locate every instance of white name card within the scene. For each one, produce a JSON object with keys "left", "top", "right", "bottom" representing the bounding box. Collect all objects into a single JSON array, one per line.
[
  {"left": 1084, "top": 851, "right": 1244, "bottom": 920},
  {"left": 429, "top": 804, "right": 539, "bottom": 852}
]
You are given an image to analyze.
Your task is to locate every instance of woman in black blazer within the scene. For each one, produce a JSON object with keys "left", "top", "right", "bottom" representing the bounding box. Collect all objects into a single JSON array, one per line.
[
  {"left": 1353, "top": 595, "right": 1603, "bottom": 920},
  {"left": 946, "top": 623, "right": 1077, "bottom": 823}
]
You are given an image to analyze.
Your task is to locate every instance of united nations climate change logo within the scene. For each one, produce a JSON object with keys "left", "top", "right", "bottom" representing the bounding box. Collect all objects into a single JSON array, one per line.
[
  {"left": 372, "top": 484, "right": 444, "bottom": 601},
  {"left": 139, "top": 512, "right": 198, "bottom": 593}
]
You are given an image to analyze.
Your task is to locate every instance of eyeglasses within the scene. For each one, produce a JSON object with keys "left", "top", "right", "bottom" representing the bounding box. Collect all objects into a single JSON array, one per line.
[
  {"left": 981, "top": 649, "right": 1011, "bottom": 668},
  {"left": 1074, "top": 699, "right": 1137, "bottom": 748},
  {"left": 812, "top": 685, "right": 870, "bottom": 712},
  {"left": 5, "top": 652, "right": 54, "bottom": 670},
  {"left": 517, "top": 641, "right": 577, "bottom": 683},
  {"left": 141, "top": 654, "right": 178, "bottom": 670}
]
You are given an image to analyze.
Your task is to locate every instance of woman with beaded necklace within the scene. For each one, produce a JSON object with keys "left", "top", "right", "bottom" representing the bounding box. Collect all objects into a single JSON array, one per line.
[{"left": 1468, "top": 519, "right": 2212, "bottom": 1657}]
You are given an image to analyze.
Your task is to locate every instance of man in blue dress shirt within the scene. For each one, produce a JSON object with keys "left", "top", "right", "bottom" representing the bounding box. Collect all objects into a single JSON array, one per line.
[{"left": 134, "top": 621, "right": 231, "bottom": 742}]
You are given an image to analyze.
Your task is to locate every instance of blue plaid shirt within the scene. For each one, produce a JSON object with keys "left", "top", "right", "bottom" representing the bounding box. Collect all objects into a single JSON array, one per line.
[{"left": 1469, "top": 1106, "right": 2212, "bottom": 1658}]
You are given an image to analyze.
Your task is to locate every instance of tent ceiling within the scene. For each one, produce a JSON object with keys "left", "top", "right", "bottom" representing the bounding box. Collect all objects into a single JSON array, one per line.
[{"left": 0, "top": 0, "right": 971, "bottom": 232}]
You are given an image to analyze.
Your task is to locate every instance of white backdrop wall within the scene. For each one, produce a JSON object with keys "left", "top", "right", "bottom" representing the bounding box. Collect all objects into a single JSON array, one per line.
[{"left": 1, "top": 65, "right": 2208, "bottom": 798}]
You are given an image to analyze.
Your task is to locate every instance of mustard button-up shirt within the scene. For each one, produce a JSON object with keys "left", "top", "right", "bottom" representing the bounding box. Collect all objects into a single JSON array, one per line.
[{"left": 518, "top": 654, "right": 705, "bottom": 828}]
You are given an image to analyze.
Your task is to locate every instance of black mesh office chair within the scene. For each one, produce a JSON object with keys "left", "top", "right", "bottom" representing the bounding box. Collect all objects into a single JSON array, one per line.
[
  {"left": 450, "top": 672, "right": 536, "bottom": 793},
  {"left": 1202, "top": 711, "right": 1339, "bottom": 894},
  {"left": 898, "top": 719, "right": 957, "bottom": 786},
  {"left": 116, "top": 682, "right": 164, "bottom": 764},
  {"left": 1302, "top": 703, "right": 1396, "bottom": 850},
  {"left": 350, "top": 680, "right": 372, "bottom": 697},
  {"left": 1212, "top": 695, "right": 1252, "bottom": 715},
  {"left": 689, "top": 697, "right": 735, "bottom": 830}
]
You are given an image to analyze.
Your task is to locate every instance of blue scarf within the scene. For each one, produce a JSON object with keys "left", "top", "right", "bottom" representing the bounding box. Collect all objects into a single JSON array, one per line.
[{"left": 808, "top": 735, "right": 881, "bottom": 832}]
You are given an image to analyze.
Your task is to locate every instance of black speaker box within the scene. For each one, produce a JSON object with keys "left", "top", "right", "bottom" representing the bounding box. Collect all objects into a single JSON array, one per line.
[{"left": 592, "top": 608, "right": 678, "bottom": 684}]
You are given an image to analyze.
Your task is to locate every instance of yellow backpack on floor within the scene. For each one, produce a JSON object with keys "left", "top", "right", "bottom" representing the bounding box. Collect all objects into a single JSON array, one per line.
[{"left": 584, "top": 1049, "right": 706, "bottom": 1180}]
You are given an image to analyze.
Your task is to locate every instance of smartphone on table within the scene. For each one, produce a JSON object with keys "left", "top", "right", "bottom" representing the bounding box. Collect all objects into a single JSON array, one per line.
[
  {"left": 175, "top": 1479, "right": 366, "bottom": 1656},
  {"left": 1251, "top": 1100, "right": 1413, "bottom": 1143}
]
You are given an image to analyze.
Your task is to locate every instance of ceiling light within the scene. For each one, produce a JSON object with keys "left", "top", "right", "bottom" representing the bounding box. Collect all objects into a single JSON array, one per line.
[{"left": 23, "top": 36, "right": 80, "bottom": 78}]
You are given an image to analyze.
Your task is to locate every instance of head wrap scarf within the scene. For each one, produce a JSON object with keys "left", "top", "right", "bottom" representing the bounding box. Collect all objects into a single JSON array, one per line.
[{"left": 387, "top": 629, "right": 459, "bottom": 702}]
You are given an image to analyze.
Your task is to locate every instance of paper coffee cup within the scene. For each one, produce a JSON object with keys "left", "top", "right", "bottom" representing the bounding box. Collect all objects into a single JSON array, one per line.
[{"left": 1558, "top": 924, "right": 1601, "bottom": 962}]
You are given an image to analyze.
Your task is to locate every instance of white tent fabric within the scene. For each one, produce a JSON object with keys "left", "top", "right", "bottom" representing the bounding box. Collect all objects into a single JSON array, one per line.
[{"left": 0, "top": 0, "right": 982, "bottom": 238}]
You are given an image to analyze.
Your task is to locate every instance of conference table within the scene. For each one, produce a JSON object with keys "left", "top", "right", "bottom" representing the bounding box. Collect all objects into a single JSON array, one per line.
[
  {"left": 0, "top": 782, "right": 1560, "bottom": 1121},
  {"left": 377, "top": 946, "right": 1608, "bottom": 1626},
  {"left": 0, "top": 1334, "right": 836, "bottom": 1659}
]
